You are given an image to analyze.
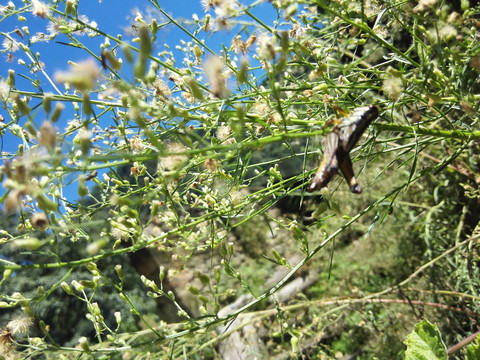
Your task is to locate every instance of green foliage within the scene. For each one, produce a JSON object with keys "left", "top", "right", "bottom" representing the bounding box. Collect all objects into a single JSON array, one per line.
[
  {"left": 0, "top": 0, "right": 480, "bottom": 358},
  {"left": 404, "top": 319, "right": 447, "bottom": 360},
  {"left": 466, "top": 335, "right": 480, "bottom": 360}
]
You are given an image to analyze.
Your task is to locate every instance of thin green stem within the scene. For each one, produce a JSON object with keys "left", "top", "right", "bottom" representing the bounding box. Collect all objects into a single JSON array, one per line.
[
  {"left": 375, "top": 123, "right": 480, "bottom": 140},
  {"left": 315, "top": 0, "right": 420, "bottom": 68}
]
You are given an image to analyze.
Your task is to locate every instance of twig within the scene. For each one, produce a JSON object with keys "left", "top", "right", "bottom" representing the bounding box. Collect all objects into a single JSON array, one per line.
[{"left": 448, "top": 330, "right": 480, "bottom": 355}]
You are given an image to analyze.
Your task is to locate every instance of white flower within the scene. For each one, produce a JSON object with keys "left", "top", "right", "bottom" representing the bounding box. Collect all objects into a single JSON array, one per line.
[
  {"left": 216, "top": 124, "right": 232, "bottom": 143},
  {"left": 153, "top": 78, "right": 171, "bottom": 98},
  {"left": 31, "top": 32, "right": 49, "bottom": 43},
  {"left": 159, "top": 143, "right": 189, "bottom": 171},
  {"left": 204, "top": 55, "right": 229, "bottom": 98},
  {"left": 413, "top": 0, "right": 437, "bottom": 13},
  {"left": 31, "top": 0, "right": 51, "bottom": 18},
  {"left": 130, "top": 135, "right": 144, "bottom": 152},
  {"left": 201, "top": 0, "right": 217, "bottom": 12},
  {"left": 7, "top": 317, "right": 33, "bottom": 335},
  {"left": 382, "top": 76, "right": 403, "bottom": 101},
  {"left": 47, "top": 17, "right": 61, "bottom": 36},
  {"left": 256, "top": 32, "right": 276, "bottom": 60},
  {"left": 2, "top": 38, "right": 19, "bottom": 52},
  {"left": 0, "top": 80, "right": 10, "bottom": 102},
  {"left": 213, "top": 0, "right": 239, "bottom": 18}
]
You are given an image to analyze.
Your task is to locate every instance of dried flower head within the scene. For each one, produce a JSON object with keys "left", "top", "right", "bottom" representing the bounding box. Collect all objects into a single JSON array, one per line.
[
  {"left": 204, "top": 158, "right": 219, "bottom": 172},
  {"left": 0, "top": 330, "right": 13, "bottom": 359},
  {"left": 437, "top": 23, "right": 457, "bottom": 42},
  {"left": 250, "top": 101, "right": 268, "bottom": 116},
  {"left": 257, "top": 33, "right": 276, "bottom": 60},
  {"left": 447, "top": 11, "right": 462, "bottom": 25},
  {"left": 38, "top": 121, "right": 57, "bottom": 149},
  {"left": 46, "top": 17, "right": 62, "bottom": 36},
  {"left": 168, "top": 72, "right": 182, "bottom": 86},
  {"left": 213, "top": 0, "right": 239, "bottom": 18},
  {"left": 0, "top": 316, "right": 32, "bottom": 358},
  {"left": 267, "top": 112, "right": 282, "bottom": 124},
  {"left": 245, "top": 34, "right": 257, "bottom": 49},
  {"left": 231, "top": 35, "right": 245, "bottom": 54},
  {"left": 129, "top": 135, "right": 144, "bottom": 152},
  {"left": 31, "top": 0, "right": 51, "bottom": 18},
  {"left": 289, "top": 23, "right": 305, "bottom": 39},
  {"left": 159, "top": 142, "right": 188, "bottom": 171},
  {"left": 54, "top": 59, "right": 100, "bottom": 92},
  {"left": 31, "top": 212, "right": 49, "bottom": 229},
  {"left": 201, "top": 0, "right": 218, "bottom": 12},
  {"left": 382, "top": 76, "right": 403, "bottom": 101},
  {"left": 460, "top": 101, "right": 475, "bottom": 116},
  {"left": 231, "top": 34, "right": 256, "bottom": 55},
  {"left": 182, "top": 91, "right": 196, "bottom": 104},
  {"left": 153, "top": 78, "right": 171, "bottom": 101},
  {"left": 471, "top": 55, "right": 480, "bottom": 72},
  {"left": 4, "top": 190, "right": 21, "bottom": 213},
  {"left": 0, "top": 80, "right": 10, "bottom": 102},
  {"left": 2, "top": 38, "right": 19, "bottom": 53},
  {"left": 204, "top": 55, "right": 229, "bottom": 98},
  {"left": 216, "top": 124, "right": 232, "bottom": 143},
  {"left": 413, "top": 0, "right": 437, "bottom": 13},
  {"left": 74, "top": 128, "right": 92, "bottom": 154},
  {"left": 7, "top": 316, "right": 33, "bottom": 336},
  {"left": 110, "top": 222, "right": 131, "bottom": 241}
]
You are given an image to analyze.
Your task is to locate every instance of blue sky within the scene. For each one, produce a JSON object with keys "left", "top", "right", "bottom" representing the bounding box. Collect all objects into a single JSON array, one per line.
[
  {"left": 0, "top": 0, "right": 279, "bottom": 204},
  {"left": 1, "top": 0, "right": 278, "bottom": 150}
]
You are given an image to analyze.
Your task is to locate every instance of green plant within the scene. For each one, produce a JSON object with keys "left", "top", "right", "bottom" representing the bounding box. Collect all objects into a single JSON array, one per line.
[{"left": 0, "top": 0, "right": 479, "bottom": 358}]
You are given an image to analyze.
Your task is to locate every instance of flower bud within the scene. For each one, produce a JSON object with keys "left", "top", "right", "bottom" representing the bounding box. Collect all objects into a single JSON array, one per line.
[
  {"left": 3, "top": 269, "right": 12, "bottom": 280},
  {"left": 115, "top": 264, "right": 124, "bottom": 282},
  {"left": 101, "top": 50, "right": 122, "bottom": 71},
  {"left": 71, "top": 280, "right": 84, "bottom": 292},
  {"left": 79, "top": 337, "right": 91, "bottom": 354},
  {"left": 114, "top": 311, "right": 121, "bottom": 326},
  {"left": 159, "top": 266, "right": 165, "bottom": 282},
  {"left": 38, "top": 121, "right": 56, "bottom": 150},
  {"left": 14, "top": 94, "right": 31, "bottom": 116},
  {"left": 43, "top": 92, "right": 53, "bottom": 114},
  {"left": 61, "top": 281, "right": 74, "bottom": 295},
  {"left": 7, "top": 69, "right": 15, "bottom": 87},
  {"left": 38, "top": 320, "right": 49, "bottom": 334},
  {"left": 193, "top": 43, "right": 202, "bottom": 62},
  {"left": 184, "top": 76, "right": 203, "bottom": 100},
  {"left": 123, "top": 45, "right": 133, "bottom": 63},
  {"left": 82, "top": 93, "right": 93, "bottom": 116},
  {"left": 12, "top": 237, "right": 42, "bottom": 250}
]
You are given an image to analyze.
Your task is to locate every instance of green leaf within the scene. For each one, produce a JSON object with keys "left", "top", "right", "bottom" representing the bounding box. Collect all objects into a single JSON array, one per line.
[
  {"left": 404, "top": 319, "right": 447, "bottom": 360},
  {"left": 466, "top": 334, "right": 480, "bottom": 360}
]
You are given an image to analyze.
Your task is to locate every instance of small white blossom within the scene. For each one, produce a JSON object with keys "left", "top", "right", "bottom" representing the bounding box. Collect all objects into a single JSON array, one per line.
[
  {"left": 256, "top": 32, "right": 276, "bottom": 60},
  {"left": 47, "top": 17, "right": 61, "bottom": 36},
  {"left": 201, "top": 0, "right": 217, "bottom": 12},
  {"left": 213, "top": 0, "right": 239, "bottom": 18},
  {"left": 31, "top": 0, "right": 51, "bottom": 18},
  {"left": 7, "top": 317, "right": 33, "bottom": 335},
  {"left": 159, "top": 142, "right": 189, "bottom": 171},
  {"left": 2, "top": 38, "right": 19, "bottom": 52},
  {"left": 129, "top": 135, "right": 144, "bottom": 152},
  {"left": 413, "top": 0, "right": 437, "bottom": 13},
  {"left": 204, "top": 55, "right": 229, "bottom": 98},
  {"left": 0, "top": 80, "right": 10, "bottom": 102},
  {"left": 216, "top": 124, "right": 233, "bottom": 144}
]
